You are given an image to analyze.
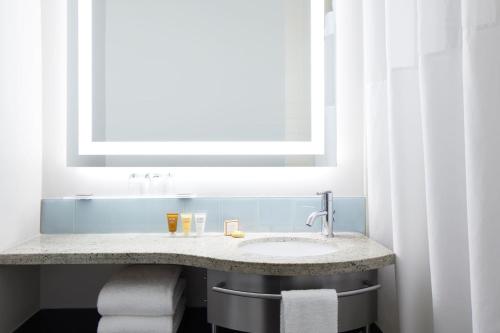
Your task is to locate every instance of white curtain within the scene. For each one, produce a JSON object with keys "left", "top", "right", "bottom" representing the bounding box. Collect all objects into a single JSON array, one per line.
[{"left": 363, "top": 0, "right": 500, "bottom": 332}]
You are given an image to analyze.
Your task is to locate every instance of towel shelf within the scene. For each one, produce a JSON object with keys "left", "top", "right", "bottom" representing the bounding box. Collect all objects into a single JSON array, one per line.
[{"left": 212, "top": 281, "right": 381, "bottom": 300}]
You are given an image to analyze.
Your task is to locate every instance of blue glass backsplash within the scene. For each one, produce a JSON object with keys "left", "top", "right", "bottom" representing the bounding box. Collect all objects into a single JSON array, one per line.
[{"left": 41, "top": 197, "right": 366, "bottom": 234}]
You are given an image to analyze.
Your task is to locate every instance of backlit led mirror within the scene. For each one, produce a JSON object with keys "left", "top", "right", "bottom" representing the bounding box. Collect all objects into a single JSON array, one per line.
[{"left": 68, "top": 0, "right": 336, "bottom": 166}]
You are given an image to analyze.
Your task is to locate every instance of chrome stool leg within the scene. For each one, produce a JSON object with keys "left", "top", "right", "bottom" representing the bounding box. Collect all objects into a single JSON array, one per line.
[
  {"left": 365, "top": 325, "right": 371, "bottom": 333},
  {"left": 211, "top": 324, "right": 217, "bottom": 333}
]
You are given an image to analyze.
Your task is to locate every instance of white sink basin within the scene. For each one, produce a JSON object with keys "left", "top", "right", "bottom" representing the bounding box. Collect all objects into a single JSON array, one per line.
[{"left": 238, "top": 238, "right": 338, "bottom": 258}]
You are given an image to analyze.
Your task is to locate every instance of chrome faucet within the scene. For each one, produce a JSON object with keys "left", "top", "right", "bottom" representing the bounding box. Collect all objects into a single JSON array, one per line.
[{"left": 306, "top": 191, "right": 335, "bottom": 238}]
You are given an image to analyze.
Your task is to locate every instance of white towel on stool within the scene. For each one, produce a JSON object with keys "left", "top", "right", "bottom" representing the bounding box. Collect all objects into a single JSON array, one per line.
[
  {"left": 98, "top": 297, "right": 186, "bottom": 333},
  {"left": 280, "top": 289, "right": 338, "bottom": 333},
  {"left": 98, "top": 265, "right": 183, "bottom": 316}
]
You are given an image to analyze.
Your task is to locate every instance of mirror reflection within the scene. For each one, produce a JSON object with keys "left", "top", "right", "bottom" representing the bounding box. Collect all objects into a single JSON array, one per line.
[{"left": 92, "top": 0, "right": 311, "bottom": 143}]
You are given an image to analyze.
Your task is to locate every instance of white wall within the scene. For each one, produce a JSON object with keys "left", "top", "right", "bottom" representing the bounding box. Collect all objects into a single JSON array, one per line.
[
  {"left": 0, "top": 0, "right": 43, "bottom": 330},
  {"left": 42, "top": 0, "right": 365, "bottom": 198}
]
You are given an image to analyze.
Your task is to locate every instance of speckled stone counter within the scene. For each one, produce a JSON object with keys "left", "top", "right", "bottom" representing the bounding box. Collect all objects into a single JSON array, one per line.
[{"left": 0, "top": 233, "right": 394, "bottom": 276}]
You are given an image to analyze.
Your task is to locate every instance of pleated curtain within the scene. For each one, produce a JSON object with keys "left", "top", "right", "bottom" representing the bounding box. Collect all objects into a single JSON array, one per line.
[{"left": 361, "top": 0, "right": 500, "bottom": 332}]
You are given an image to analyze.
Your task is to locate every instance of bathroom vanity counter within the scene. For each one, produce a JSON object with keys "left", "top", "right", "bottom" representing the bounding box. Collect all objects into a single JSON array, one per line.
[{"left": 0, "top": 233, "right": 394, "bottom": 276}]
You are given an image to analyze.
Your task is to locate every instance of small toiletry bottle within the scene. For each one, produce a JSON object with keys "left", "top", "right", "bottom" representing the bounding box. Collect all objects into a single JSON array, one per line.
[
  {"left": 181, "top": 213, "right": 192, "bottom": 236},
  {"left": 166, "top": 213, "right": 178, "bottom": 235},
  {"left": 224, "top": 219, "right": 240, "bottom": 236},
  {"left": 195, "top": 213, "right": 207, "bottom": 236}
]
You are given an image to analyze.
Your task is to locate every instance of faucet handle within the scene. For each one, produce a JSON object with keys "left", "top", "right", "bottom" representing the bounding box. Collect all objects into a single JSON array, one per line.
[{"left": 316, "top": 191, "right": 332, "bottom": 196}]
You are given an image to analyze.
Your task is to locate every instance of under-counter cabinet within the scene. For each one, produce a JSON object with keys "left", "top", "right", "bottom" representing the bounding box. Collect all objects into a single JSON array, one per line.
[{"left": 208, "top": 270, "right": 378, "bottom": 333}]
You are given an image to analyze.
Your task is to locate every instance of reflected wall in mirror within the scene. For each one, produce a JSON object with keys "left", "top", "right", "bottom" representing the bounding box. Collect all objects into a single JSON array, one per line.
[{"left": 68, "top": 0, "right": 336, "bottom": 166}]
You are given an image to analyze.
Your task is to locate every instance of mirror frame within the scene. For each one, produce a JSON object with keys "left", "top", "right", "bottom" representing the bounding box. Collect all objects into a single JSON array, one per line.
[{"left": 77, "top": 0, "right": 325, "bottom": 156}]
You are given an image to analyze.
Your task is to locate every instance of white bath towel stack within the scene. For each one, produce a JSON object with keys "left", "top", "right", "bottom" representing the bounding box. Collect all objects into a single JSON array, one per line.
[{"left": 97, "top": 265, "right": 185, "bottom": 333}]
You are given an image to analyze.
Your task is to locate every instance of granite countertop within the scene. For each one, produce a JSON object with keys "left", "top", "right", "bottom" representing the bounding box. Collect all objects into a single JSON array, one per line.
[{"left": 0, "top": 233, "right": 395, "bottom": 276}]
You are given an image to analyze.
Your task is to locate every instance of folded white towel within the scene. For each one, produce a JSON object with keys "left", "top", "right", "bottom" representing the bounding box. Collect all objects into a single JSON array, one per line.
[
  {"left": 98, "top": 297, "right": 186, "bottom": 333},
  {"left": 99, "top": 277, "right": 185, "bottom": 317},
  {"left": 280, "top": 289, "right": 338, "bottom": 333},
  {"left": 98, "top": 265, "right": 183, "bottom": 316}
]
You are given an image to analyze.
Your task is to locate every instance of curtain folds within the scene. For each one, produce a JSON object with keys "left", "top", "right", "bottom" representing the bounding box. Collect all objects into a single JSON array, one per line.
[{"left": 363, "top": 0, "right": 500, "bottom": 332}]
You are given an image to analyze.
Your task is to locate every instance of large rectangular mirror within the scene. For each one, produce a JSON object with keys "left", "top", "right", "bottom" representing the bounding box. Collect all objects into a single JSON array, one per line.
[{"left": 68, "top": 0, "right": 336, "bottom": 166}]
